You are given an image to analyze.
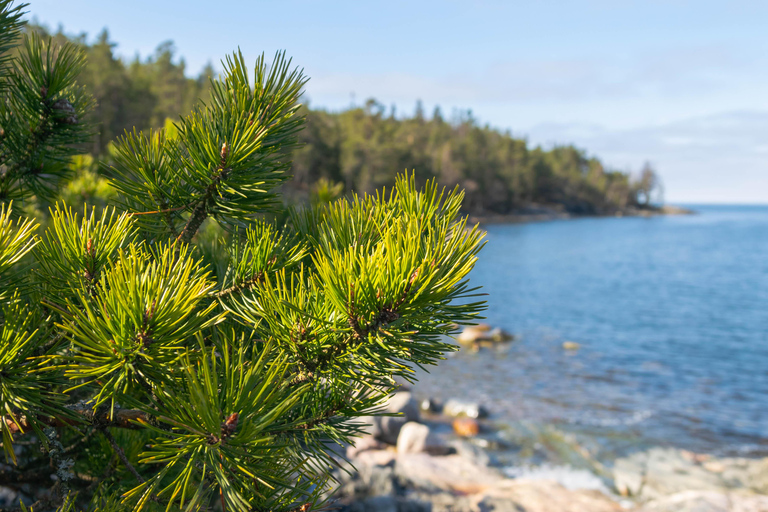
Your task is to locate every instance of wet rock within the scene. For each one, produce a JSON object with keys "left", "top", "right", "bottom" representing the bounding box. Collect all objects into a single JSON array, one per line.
[
  {"left": 452, "top": 417, "right": 480, "bottom": 437},
  {"left": 457, "top": 324, "right": 513, "bottom": 346},
  {"left": 443, "top": 399, "right": 489, "bottom": 419},
  {"left": 420, "top": 397, "right": 443, "bottom": 414},
  {"left": 397, "top": 422, "right": 451, "bottom": 455}
]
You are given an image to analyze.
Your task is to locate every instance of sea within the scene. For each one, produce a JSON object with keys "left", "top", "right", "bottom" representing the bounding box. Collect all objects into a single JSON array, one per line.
[{"left": 413, "top": 205, "right": 768, "bottom": 467}]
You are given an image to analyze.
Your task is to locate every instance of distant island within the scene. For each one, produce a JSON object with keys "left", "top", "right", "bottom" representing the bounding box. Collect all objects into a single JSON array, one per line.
[{"left": 27, "top": 24, "right": 677, "bottom": 219}]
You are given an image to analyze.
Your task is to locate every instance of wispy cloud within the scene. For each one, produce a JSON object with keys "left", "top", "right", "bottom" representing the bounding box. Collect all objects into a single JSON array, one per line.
[{"left": 526, "top": 111, "right": 768, "bottom": 203}]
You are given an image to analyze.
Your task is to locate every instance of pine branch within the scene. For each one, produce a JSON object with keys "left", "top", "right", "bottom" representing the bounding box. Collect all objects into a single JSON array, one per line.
[
  {"left": 101, "top": 428, "right": 144, "bottom": 484},
  {"left": 177, "top": 143, "right": 230, "bottom": 244},
  {"left": 215, "top": 270, "right": 265, "bottom": 298},
  {"left": 3, "top": 406, "right": 147, "bottom": 434}
]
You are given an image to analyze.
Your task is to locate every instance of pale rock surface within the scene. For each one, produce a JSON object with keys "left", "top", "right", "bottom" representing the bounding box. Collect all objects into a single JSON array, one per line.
[
  {"left": 641, "top": 490, "right": 768, "bottom": 512},
  {"left": 396, "top": 421, "right": 450, "bottom": 455}
]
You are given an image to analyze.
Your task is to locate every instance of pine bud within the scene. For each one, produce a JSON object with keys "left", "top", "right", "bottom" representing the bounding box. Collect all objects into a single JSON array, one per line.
[
  {"left": 52, "top": 98, "right": 77, "bottom": 125},
  {"left": 221, "top": 412, "right": 239, "bottom": 439},
  {"left": 220, "top": 142, "right": 229, "bottom": 163}
]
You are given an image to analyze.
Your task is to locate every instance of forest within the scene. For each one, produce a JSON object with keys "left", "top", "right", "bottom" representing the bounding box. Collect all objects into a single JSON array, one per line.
[{"left": 24, "top": 23, "right": 660, "bottom": 217}]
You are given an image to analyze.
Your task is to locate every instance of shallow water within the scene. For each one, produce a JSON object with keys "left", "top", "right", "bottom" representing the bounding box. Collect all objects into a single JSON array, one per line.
[{"left": 414, "top": 205, "right": 768, "bottom": 459}]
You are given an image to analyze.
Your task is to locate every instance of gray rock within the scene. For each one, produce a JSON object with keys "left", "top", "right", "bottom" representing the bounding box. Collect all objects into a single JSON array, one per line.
[
  {"left": 612, "top": 448, "right": 768, "bottom": 500},
  {"left": 641, "top": 490, "right": 768, "bottom": 512},
  {"left": 397, "top": 422, "right": 451, "bottom": 455},
  {"left": 357, "top": 392, "right": 422, "bottom": 446},
  {"left": 449, "top": 439, "right": 492, "bottom": 467},
  {"left": 420, "top": 398, "right": 443, "bottom": 414},
  {"left": 359, "top": 495, "right": 398, "bottom": 512},
  {"left": 388, "top": 392, "right": 420, "bottom": 423},
  {"left": 442, "top": 399, "right": 489, "bottom": 419}
]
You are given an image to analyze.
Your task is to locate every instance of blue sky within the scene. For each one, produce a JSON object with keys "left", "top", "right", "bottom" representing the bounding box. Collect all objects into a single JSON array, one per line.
[{"left": 28, "top": 0, "right": 768, "bottom": 203}]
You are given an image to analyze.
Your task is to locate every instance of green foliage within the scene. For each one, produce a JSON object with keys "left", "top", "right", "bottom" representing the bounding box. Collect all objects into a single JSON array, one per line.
[
  {"left": 0, "top": 2, "right": 486, "bottom": 511},
  {"left": 0, "top": 30, "right": 94, "bottom": 203},
  {"left": 292, "top": 103, "right": 659, "bottom": 215}
]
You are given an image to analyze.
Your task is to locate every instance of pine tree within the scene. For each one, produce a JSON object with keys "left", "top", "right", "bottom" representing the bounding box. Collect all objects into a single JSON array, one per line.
[{"left": 0, "top": 2, "right": 486, "bottom": 511}]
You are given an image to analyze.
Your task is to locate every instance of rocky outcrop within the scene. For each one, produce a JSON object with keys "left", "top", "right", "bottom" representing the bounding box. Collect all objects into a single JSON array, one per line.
[
  {"left": 613, "top": 448, "right": 768, "bottom": 500},
  {"left": 357, "top": 391, "right": 421, "bottom": 446},
  {"left": 334, "top": 448, "right": 624, "bottom": 512},
  {"left": 396, "top": 422, "right": 451, "bottom": 455}
]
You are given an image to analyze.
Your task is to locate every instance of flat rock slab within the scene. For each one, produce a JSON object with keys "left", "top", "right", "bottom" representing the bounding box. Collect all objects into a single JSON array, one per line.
[
  {"left": 640, "top": 490, "right": 768, "bottom": 512},
  {"left": 395, "top": 452, "right": 505, "bottom": 495},
  {"left": 473, "top": 479, "right": 624, "bottom": 512}
]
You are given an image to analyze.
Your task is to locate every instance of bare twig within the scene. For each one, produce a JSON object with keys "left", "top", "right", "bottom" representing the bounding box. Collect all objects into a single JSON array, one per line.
[{"left": 101, "top": 429, "right": 144, "bottom": 484}]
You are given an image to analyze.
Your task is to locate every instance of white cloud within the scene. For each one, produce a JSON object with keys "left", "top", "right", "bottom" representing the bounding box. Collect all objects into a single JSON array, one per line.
[{"left": 525, "top": 111, "right": 768, "bottom": 204}]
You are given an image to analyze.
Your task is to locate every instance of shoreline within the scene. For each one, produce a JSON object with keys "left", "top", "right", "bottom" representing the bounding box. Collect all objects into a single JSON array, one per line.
[
  {"left": 466, "top": 204, "right": 695, "bottom": 226},
  {"left": 333, "top": 390, "right": 768, "bottom": 512}
]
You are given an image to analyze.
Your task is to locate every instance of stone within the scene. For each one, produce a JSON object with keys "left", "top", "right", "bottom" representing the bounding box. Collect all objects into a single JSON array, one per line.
[
  {"left": 355, "top": 392, "right": 422, "bottom": 446},
  {"left": 397, "top": 422, "right": 451, "bottom": 455},
  {"left": 420, "top": 397, "right": 443, "bottom": 414},
  {"left": 562, "top": 341, "right": 581, "bottom": 350},
  {"left": 457, "top": 324, "right": 513, "bottom": 346},
  {"left": 347, "top": 436, "right": 388, "bottom": 458},
  {"left": 452, "top": 417, "right": 480, "bottom": 437},
  {"left": 449, "top": 439, "right": 492, "bottom": 468},
  {"left": 442, "top": 399, "right": 489, "bottom": 419},
  {"left": 358, "top": 495, "right": 398, "bottom": 512},
  {"left": 641, "top": 490, "right": 768, "bottom": 512},
  {"left": 394, "top": 452, "right": 504, "bottom": 494},
  {"left": 611, "top": 448, "right": 768, "bottom": 500},
  {"left": 472, "top": 479, "right": 623, "bottom": 512}
]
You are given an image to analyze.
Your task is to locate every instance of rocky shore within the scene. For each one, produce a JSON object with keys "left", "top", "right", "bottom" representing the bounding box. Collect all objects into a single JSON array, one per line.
[
  {"left": 467, "top": 203, "right": 694, "bottom": 226},
  {"left": 331, "top": 391, "right": 768, "bottom": 512}
]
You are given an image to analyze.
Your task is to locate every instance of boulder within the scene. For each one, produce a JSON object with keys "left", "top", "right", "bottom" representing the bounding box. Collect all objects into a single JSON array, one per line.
[
  {"left": 397, "top": 422, "right": 451, "bottom": 455},
  {"left": 443, "top": 399, "right": 489, "bottom": 419},
  {"left": 457, "top": 324, "right": 513, "bottom": 346},
  {"left": 452, "top": 417, "right": 480, "bottom": 437},
  {"left": 419, "top": 397, "right": 443, "bottom": 414},
  {"left": 357, "top": 392, "right": 421, "bottom": 445},
  {"left": 449, "top": 438, "right": 492, "bottom": 468}
]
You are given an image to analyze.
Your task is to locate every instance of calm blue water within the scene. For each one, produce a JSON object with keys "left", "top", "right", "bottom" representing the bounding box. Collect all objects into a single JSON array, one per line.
[{"left": 415, "top": 205, "right": 768, "bottom": 457}]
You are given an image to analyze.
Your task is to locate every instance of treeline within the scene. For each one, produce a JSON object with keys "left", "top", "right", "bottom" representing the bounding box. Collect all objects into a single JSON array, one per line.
[{"left": 24, "top": 24, "right": 659, "bottom": 216}]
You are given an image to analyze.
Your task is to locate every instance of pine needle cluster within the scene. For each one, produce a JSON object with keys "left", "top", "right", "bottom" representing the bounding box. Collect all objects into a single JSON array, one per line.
[{"left": 0, "top": 1, "right": 486, "bottom": 511}]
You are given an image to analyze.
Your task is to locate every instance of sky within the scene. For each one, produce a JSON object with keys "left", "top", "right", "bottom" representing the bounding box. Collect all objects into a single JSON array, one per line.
[{"left": 27, "top": 0, "right": 768, "bottom": 204}]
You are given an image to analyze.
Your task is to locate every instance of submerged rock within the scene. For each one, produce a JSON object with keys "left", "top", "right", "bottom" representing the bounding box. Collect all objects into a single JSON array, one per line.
[
  {"left": 443, "top": 399, "right": 489, "bottom": 419},
  {"left": 457, "top": 324, "right": 514, "bottom": 346}
]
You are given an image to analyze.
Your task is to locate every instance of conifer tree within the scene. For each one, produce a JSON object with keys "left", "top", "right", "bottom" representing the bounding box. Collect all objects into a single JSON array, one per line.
[{"left": 0, "top": 1, "right": 485, "bottom": 510}]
